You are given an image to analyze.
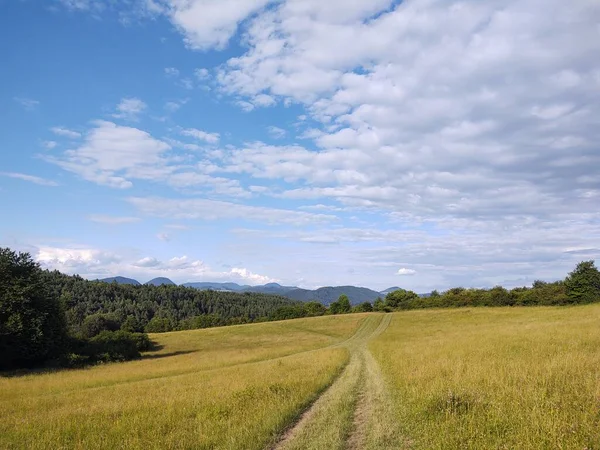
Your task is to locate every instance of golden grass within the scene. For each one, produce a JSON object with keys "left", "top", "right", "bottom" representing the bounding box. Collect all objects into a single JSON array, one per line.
[
  {"left": 370, "top": 305, "right": 600, "bottom": 449},
  {"left": 275, "top": 315, "right": 386, "bottom": 450},
  {"left": 0, "top": 315, "right": 365, "bottom": 450}
]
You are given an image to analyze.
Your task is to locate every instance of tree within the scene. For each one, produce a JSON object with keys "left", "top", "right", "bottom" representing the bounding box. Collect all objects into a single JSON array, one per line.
[
  {"left": 329, "top": 294, "right": 351, "bottom": 314},
  {"left": 145, "top": 316, "right": 174, "bottom": 333},
  {"left": 564, "top": 261, "right": 600, "bottom": 303},
  {"left": 353, "top": 301, "right": 373, "bottom": 312},
  {"left": 305, "top": 301, "right": 326, "bottom": 316},
  {"left": 0, "top": 248, "right": 67, "bottom": 369},
  {"left": 430, "top": 290, "right": 440, "bottom": 297},
  {"left": 80, "top": 314, "right": 120, "bottom": 338},
  {"left": 385, "top": 289, "right": 419, "bottom": 309},
  {"left": 373, "top": 297, "right": 385, "bottom": 311}
]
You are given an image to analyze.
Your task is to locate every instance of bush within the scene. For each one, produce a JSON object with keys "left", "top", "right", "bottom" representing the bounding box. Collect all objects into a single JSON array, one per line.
[
  {"left": 88, "top": 330, "right": 142, "bottom": 362},
  {"left": 80, "top": 314, "right": 120, "bottom": 339},
  {"left": 145, "top": 316, "right": 174, "bottom": 333}
]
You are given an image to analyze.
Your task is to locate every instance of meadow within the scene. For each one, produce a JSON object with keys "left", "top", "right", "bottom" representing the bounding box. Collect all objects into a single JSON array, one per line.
[
  {"left": 370, "top": 305, "right": 600, "bottom": 449},
  {"left": 0, "top": 314, "right": 365, "bottom": 449},
  {"left": 3, "top": 306, "right": 600, "bottom": 449}
]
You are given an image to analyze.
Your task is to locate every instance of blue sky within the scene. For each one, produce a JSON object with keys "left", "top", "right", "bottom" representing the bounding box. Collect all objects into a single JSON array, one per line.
[{"left": 1, "top": 0, "right": 599, "bottom": 291}]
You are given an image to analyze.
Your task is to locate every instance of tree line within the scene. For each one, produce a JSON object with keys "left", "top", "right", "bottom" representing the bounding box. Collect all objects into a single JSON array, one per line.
[
  {"left": 0, "top": 248, "right": 298, "bottom": 371},
  {"left": 2, "top": 244, "right": 599, "bottom": 371}
]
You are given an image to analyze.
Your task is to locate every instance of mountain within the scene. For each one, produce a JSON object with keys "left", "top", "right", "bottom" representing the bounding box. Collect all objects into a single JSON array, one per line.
[
  {"left": 380, "top": 286, "right": 401, "bottom": 295},
  {"left": 98, "top": 276, "right": 140, "bottom": 286},
  {"left": 181, "top": 282, "right": 382, "bottom": 305},
  {"left": 145, "top": 277, "right": 176, "bottom": 286},
  {"left": 285, "top": 286, "right": 382, "bottom": 306},
  {"left": 242, "top": 283, "right": 299, "bottom": 295},
  {"left": 182, "top": 282, "right": 248, "bottom": 291}
]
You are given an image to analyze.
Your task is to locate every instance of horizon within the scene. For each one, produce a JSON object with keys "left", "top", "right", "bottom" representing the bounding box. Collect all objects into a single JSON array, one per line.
[{"left": 1, "top": 0, "right": 599, "bottom": 292}]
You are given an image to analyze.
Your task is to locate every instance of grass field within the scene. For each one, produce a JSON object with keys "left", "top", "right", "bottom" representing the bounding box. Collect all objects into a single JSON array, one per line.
[
  {"left": 0, "top": 314, "right": 365, "bottom": 450},
  {"left": 3, "top": 306, "right": 600, "bottom": 449},
  {"left": 370, "top": 305, "right": 600, "bottom": 449}
]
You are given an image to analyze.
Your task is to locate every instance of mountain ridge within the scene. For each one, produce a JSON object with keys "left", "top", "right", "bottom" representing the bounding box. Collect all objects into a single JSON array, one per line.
[{"left": 97, "top": 276, "right": 398, "bottom": 304}]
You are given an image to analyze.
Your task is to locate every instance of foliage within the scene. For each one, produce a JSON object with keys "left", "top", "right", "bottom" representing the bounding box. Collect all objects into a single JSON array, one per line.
[
  {"left": 353, "top": 301, "right": 373, "bottom": 312},
  {"left": 385, "top": 289, "right": 420, "bottom": 309},
  {"left": 80, "top": 313, "right": 120, "bottom": 338},
  {"left": 41, "top": 270, "right": 298, "bottom": 333},
  {"left": 144, "top": 316, "right": 175, "bottom": 333},
  {"left": 0, "top": 248, "right": 68, "bottom": 370},
  {"left": 564, "top": 260, "right": 600, "bottom": 303},
  {"left": 329, "top": 294, "right": 351, "bottom": 314}
]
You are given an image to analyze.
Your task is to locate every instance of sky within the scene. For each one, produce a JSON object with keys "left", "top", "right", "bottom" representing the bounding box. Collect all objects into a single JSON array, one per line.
[{"left": 1, "top": 0, "right": 599, "bottom": 291}]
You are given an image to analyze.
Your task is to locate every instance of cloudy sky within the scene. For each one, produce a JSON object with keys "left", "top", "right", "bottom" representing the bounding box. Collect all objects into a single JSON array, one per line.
[{"left": 1, "top": 0, "right": 599, "bottom": 291}]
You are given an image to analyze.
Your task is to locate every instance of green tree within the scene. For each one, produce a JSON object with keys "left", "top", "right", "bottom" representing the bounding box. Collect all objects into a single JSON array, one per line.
[
  {"left": 385, "top": 289, "right": 419, "bottom": 309},
  {"left": 305, "top": 301, "right": 326, "bottom": 316},
  {"left": 373, "top": 297, "right": 385, "bottom": 311},
  {"left": 353, "top": 301, "right": 373, "bottom": 312},
  {"left": 144, "top": 316, "right": 174, "bottom": 333},
  {"left": 0, "top": 248, "right": 67, "bottom": 369},
  {"left": 329, "top": 294, "right": 351, "bottom": 314},
  {"left": 80, "top": 313, "right": 120, "bottom": 338},
  {"left": 121, "top": 315, "right": 143, "bottom": 333},
  {"left": 564, "top": 261, "right": 600, "bottom": 303}
]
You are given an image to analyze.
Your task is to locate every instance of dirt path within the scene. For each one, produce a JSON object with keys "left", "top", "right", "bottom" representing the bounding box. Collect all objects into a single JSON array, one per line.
[{"left": 271, "top": 313, "right": 394, "bottom": 450}]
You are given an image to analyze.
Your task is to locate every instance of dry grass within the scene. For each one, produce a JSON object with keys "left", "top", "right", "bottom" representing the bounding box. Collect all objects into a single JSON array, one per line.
[
  {"left": 370, "top": 305, "right": 600, "bottom": 449},
  {"left": 0, "top": 315, "right": 365, "bottom": 450}
]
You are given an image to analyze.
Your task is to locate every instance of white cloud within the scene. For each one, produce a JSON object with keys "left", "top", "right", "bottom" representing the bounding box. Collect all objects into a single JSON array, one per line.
[
  {"left": 88, "top": 214, "right": 141, "bottom": 224},
  {"left": 42, "top": 141, "right": 58, "bottom": 149},
  {"left": 45, "top": 120, "right": 171, "bottom": 189},
  {"left": 267, "top": 126, "right": 286, "bottom": 139},
  {"left": 194, "top": 68, "right": 210, "bottom": 80},
  {"left": 161, "top": 0, "right": 273, "bottom": 50},
  {"left": 14, "top": 97, "right": 40, "bottom": 110},
  {"left": 164, "top": 67, "right": 180, "bottom": 77},
  {"left": 157, "top": 232, "right": 171, "bottom": 241},
  {"left": 112, "top": 97, "right": 147, "bottom": 121},
  {"left": 180, "top": 127, "right": 220, "bottom": 144},
  {"left": 128, "top": 196, "right": 336, "bottom": 225},
  {"left": 51, "top": 127, "right": 81, "bottom": 139},
  {"left": 164, "top": 98, "right": 189, "bottom": 112},
  {"left": 397, "top": 268, "right": 416, "bottom": 276},
  {"left": 1, "top": 172, "right": 59, "bottom": 187},
  {"left": 35, "top": 244, "right": 275, "bottom": 285}
]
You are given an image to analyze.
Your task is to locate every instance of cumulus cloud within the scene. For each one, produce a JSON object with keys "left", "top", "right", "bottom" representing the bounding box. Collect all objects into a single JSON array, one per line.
[
  {"left": 35, "top": 245, "right": 275, "bottom": 285},
  {"left": 164, "top": 67, "right": 180, "bottom": 77},
  {"left": 161, "top": 0, "right": 273, "bottom": 50},
  {"left": 44, "top": 120, "right": 171, "bottom": 189},
  {"left": 112, "top": 97, "right": 147, "bottom": 121},
  {"left": 1, "top": 172, "right": 59, "bottom": 187},
  {"left": 267, "top": 126, "right": 286, "bottom": 139},
  {"left": 397, "top": 268, "right": 416, "bottom": 276},
  {"left": 180, "top": 127, "right": 220, "bottom": 144},
  {"left": 51, "top": 127, "right": 81, "bottom": 139}
]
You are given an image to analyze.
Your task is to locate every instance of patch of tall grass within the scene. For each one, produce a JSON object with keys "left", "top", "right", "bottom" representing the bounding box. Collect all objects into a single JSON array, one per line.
[
  {"left": 370, "top": 306, "right": 600, "bottom": 449},
  {"left": 0, "top": 315, "right": 364, "bottom": 449}
]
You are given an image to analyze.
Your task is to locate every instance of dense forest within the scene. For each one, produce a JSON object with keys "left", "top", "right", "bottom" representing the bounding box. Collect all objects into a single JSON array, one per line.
[{"left": 41, "top": 270, "right": 298, "bottom": 334}]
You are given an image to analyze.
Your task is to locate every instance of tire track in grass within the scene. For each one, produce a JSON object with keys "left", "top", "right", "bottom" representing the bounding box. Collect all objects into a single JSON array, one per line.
[{"left": 270, "top": 314, "right": 393, "bottom": 450}]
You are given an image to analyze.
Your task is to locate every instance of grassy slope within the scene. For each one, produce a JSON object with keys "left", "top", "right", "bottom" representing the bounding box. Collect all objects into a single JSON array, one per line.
[
  {"left": 370, "top": 305, "right": 600, "bottom": 449},
  {"left": 0, "top": 315, "right": 365, "bottom": 450}
]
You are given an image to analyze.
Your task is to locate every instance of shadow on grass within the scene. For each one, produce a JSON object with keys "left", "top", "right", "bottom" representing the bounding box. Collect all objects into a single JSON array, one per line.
[{"left": 141, "top": 350, "right": 197, "bottom": 360}]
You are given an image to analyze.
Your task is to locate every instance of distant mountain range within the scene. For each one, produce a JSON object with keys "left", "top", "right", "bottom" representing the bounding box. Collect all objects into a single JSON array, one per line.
[{"left": 98, "top": 277, "right": 403, "bottom": 305}]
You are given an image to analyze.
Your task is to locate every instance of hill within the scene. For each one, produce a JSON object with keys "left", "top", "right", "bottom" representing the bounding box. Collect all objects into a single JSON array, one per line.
[
  {"left": 98, "top": 276, "right": 140, "bottom": 285},
  {"left": 285, "top": 286, "right": 381, "bottom": 305},
  {"left": 145, "top": 277, "right": 176, "bottom": 286}
]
